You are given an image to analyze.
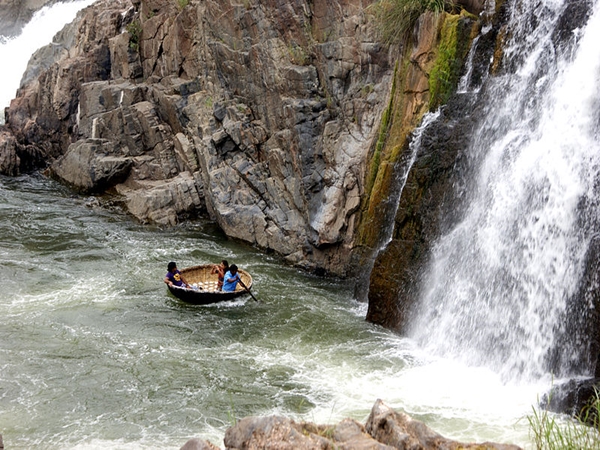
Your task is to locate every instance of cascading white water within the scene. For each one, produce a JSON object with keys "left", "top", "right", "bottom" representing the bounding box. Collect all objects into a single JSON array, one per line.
[
  {"left": 0, "top": 0, "right": 95, "bottom": 123},
  {"left": 408, "top": 0, "right": 600, "bottom": 383}
]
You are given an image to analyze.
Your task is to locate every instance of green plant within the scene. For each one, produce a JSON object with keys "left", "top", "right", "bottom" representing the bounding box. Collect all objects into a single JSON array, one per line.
[
  {"left": 126, "top": 20, "right": 142, "bottom": 52},
  {"left": 226, "top": 392, "right": 238, "bottom": 426},
  {"left": 361, "top": 84, "right": 375, "bottom": 96},
  {"left": 371, "top": 0, "right": 453, "bottom": 44},
  {"left": 177, "top": 0, "right": 189, "bottom": 9},
  {"left": 288, "top": 43, "right": 311, "bottom": 65},
  {"left": 527, "top": 390, "right": 600, "bottom": 449},
  {"left": 364, "top": 62, "right": 398, "bottom": 198}
]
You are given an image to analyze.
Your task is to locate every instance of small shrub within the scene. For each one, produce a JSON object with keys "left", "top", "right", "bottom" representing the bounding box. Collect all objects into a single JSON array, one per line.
[
  {"left": 126, "top": 20, "right": 142, "bottom": 52},
  {"left": 177, "top": 0, "right": 189, "bottom": 9},
  {"left": 371, "top": 0, "right": 453, "bottom": 44},
  {"left": 288, "top": 43, "right": 311, "bottom": 65}
]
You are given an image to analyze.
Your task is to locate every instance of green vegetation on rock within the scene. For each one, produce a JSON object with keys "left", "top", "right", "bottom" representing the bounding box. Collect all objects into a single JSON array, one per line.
[
  {"left": 357, "top": 7, "right": 478, "bottom": 251},
  {"left": 429, "top": 12, "right": 476, "bottom": 109},
  {"left": 365, "top": 63, "right": 398, "bottom": 200},
  {"left": 126, "top": 20, "right": 142, "bottom": 52},
  {"left": 371, "top": 0, "right": 453, "bottom": 44}
]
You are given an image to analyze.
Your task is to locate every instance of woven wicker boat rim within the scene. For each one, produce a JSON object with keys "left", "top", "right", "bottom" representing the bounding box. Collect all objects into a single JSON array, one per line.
[{"left": 180, "top": 264, "right": 253, "bottom": 292}]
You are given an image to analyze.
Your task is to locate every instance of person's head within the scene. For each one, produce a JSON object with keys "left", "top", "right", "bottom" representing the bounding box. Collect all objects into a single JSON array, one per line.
[
  {"left": 229, "top": 264, "right": 238, "bottom": 274},
  {"left": 167, "top": 261, "right": 177, "bottom": 272},
  {"left": 221, "top": 260, "right": 229, "bottom": 269}
]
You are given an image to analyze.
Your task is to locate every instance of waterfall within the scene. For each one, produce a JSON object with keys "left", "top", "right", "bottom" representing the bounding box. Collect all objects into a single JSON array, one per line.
[
  {"left": 0, "top": 0, "right": 95, "bottom": 123},
  {"left": 407, "top": 0, "right": 600, "bottom": 383},
  {"left": 379, "top": 110, "right": 441, "bottom": 252}
]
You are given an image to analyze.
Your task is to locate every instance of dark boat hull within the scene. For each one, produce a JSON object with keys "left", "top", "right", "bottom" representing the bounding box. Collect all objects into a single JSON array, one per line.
[{"left": 167, "top": 285, "right": 248, "bottom": 305}]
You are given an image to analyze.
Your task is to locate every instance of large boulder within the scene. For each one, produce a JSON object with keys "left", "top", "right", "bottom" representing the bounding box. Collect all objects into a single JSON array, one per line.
[
  {"left": 179, "top": 438, "right": 220, "bottom": 450},
  {"left": 0, "top": 130, "right": 19, "bottom": 175},
  {"left": 366, "top": 399, "right": 521, "bottom": 450},
  {"left": 216, "top": 399, "right": 522, "bottom": 450},
  {"left": 47, "top": 138, "right": 132, "bottom": 193}
]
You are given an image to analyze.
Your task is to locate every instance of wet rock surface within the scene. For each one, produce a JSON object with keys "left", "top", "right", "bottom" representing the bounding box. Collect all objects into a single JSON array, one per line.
[{"left": 181, "top": 400, "right": 523, "bottom": 450}]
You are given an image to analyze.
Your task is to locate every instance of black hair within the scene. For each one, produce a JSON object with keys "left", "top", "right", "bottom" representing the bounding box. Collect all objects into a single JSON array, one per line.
[
  {"left": 229, "top": 264, "right": 238, "bottom": 273},
  {"left": 168, "top": 261, "right": 177, "bottom": 271},
  {"left": 222, "top": 260, "right": 229, "bottom": 269}
]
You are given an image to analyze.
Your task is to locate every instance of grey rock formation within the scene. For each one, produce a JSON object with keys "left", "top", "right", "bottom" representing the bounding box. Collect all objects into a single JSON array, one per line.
[
  {"left": 179, "top": 438, "right": 220, "bottom": 450},
  {"left": 211, "top": 399, "right": 523, "bottom": 450},
  {"left": 1, "top": 0, "right": 392, "bottom": 276}
]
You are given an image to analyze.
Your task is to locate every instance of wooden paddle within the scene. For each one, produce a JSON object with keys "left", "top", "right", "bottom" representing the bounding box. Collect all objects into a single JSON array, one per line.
[{"left": 238, "top": 278, "right": 258, "bottom": 302}]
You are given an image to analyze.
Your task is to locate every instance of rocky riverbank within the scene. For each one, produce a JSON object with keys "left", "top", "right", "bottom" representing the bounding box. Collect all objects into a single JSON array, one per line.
[
  {"left": 179, "top": 400, "right": 522, "bottom": 450},
  {"left": 0, "top": 400, "right": 525, "bottom": 449}
]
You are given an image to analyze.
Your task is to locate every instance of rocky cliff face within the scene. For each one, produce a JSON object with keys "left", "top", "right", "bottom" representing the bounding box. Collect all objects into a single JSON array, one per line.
[
  {"left": 351, "top": 7, "right": 480, "bottom": 315},
  {"left": 0, "top": 0, "right": 394, "bottom": 275}
]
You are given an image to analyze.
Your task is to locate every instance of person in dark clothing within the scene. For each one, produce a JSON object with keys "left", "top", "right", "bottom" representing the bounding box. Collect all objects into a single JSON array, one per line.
[{"left": 164, "top": 261, "right": 190, "bottom": 288}]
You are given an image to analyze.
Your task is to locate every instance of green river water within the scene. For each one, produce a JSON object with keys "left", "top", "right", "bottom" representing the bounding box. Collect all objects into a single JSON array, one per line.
[{"left": 0, "top": 174, "right": 537, "bottom": 449}]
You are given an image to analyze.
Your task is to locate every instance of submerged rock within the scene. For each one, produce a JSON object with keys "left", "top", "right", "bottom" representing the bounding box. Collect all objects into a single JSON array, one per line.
[{"left": 542, "top": 378, "right": 600, "bottom": 423}]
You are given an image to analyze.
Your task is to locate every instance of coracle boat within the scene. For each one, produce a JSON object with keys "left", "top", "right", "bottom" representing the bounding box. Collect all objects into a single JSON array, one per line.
[{"left": 167, "top": 264, "right": 253, "bottom": 305}]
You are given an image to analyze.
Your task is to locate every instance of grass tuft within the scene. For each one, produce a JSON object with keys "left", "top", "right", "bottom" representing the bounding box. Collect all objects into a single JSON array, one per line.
[
  {"left": 370, "top": 0, "right": 453, "bottom": 44},
  {"left": 528, "top": 389, "right": 600, "bottom": 449}
]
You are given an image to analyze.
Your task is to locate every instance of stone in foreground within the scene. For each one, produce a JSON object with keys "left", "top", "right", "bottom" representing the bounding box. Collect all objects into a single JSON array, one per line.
[{"left": 181, "top": 399, "right": 522, "bottom": 450}]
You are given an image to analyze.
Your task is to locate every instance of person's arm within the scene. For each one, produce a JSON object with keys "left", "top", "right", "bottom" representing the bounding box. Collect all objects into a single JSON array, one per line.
[
  {"left": 164, "top": 275, "right": 172, "bottom": 286},
  {"left": 180, "top": 275, "right": 190, "bottom": 288}
]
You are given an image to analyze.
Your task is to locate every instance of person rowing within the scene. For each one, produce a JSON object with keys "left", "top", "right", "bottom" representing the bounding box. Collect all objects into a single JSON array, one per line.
[{"left": 222, "top": 264, "right": 241, "bottom": 292}]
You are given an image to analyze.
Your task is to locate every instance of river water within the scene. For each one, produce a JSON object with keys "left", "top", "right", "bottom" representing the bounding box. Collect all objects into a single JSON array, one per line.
[{"left": 0, "top": 176, "right": 539, "bottom": 449}]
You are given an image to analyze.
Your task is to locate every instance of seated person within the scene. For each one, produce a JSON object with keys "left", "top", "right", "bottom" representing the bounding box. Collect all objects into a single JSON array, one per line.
[
  {"left": 222, "top": 264, "right": 241, "bottom": 292},
  {"left": 211, "top": 259, "right": 229, "bottom": 291},
  {"left": 164, "top": 261, "right": 190, "bottom": 289}
]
